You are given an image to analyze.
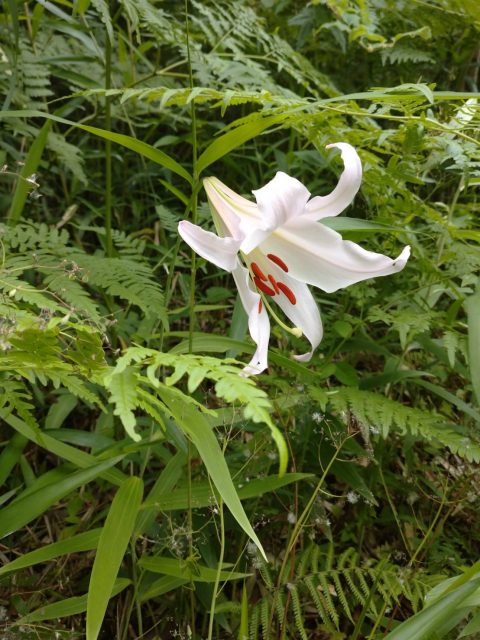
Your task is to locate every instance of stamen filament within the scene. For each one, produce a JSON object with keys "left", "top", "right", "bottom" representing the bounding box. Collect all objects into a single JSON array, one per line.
[{"left": 261, "top": 295, "right": 303, "bottom": 338}]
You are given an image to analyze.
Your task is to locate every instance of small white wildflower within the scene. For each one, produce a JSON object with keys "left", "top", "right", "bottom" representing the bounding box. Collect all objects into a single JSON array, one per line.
[
  {"left": 26, "top": 172, "right": 39, "bottom": 185},
  {"left": 312, "top": 412, "right": 324, "bottom": 424},
  {"left": 287, "top": 511, "right": 297, "bottom": 525},
  {"left": 267, "top": 451, "right": 277, "bottom": 460},
  {"left": 0, "top": 605, "right": 7, "bottom": 621},
  {"left": 346, "top": 491, "right": 359, "bottom": 504},
  {"left": 369, "top": 425, "right": 380, "bottom": 435}
]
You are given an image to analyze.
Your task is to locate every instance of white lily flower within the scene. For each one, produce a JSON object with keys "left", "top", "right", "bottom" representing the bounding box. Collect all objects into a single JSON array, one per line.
[{"left": 178, "top": 143, "right": 410, "bottom": 375}]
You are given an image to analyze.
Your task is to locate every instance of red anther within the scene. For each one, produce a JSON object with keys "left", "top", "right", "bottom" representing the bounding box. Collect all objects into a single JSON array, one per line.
[
  {"left": 254, "top": 277, "right": 276, "bottom": 296},
  {"left": 267, "top": 253, "right": 289, "bottom": 272},
  {"left": 250, "top": 262, "right": 267, "bottom": 281},
  {"left": 268, "top": 274, "right": 280, "bottom": 294},
  {"left": 277, "top": 282, "right": 296, "bottom": 305},
  {"left": 258, "top": 299, "right": 263, "bottom": 313}
]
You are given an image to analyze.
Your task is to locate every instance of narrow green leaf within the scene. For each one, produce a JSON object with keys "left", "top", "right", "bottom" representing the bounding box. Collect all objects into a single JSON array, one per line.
[
  {"left": 0, "top": 457, "right": 123, "bottom": 539},
  {"left": 138, "top": 556, "right": 251, "bottom": 582},
  {"left": 139, "top": 576, "right": 188, "bottom": 602},
  {"left": 465, "top": 288, "right": 480, "bottom": 406},
  {"left": 0, "top": 432, "right": 28, "bottom": 486},
  {"left": 1, "top": 411, "right": 126, "bottom": 487},
  {"left": 238, "top": 582, "right": 249, "bottom": 640},
  {"left": 0, "top": 529, "right": 102, "bottom": 576},
  {"left": 156, "top": 384, "right": 267, "bottom": 559},
  {"left": 7, "top": 120, "right": 51, "bottom": 224},
  {"left": 141, "top": 472, "right": 312, "bottom": 510},
  {"left": 0, "top": 110, "right": 193, "bottom": 184},
  {"left": 86, "top": 476, "right": 143, "bottom": 640},
  {"left": 413, "top": 379, "right": 480, "bottom": 423},
  {"left": 197, "top": 114, "right": 286, "bottom": 175},
  {"left": 460, "top": 610, "right": 480, "bottom": 637},
  {"left": 18, "top": 578, "right": 130, "bottom": 623},
  {"left": 385, "top": 579, "right": 480, "bottom": 640},
  {"left": 134, "top": 451, "right": 186, "bottom": 536}
]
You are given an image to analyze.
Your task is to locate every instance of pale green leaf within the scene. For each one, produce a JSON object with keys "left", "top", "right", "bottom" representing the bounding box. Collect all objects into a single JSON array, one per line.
[{"left": 87, "top": 476, "right": 143, "bottom": 640}]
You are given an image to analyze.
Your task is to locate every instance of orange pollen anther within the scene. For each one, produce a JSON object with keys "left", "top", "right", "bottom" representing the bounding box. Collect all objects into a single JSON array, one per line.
[
  {"left": 250, "top": 262, "right": 267, "bottom": 281},
  {"left": 277, "top": 282, "right": 296, "bottom": 305},
  {"left": 267, "top": 253, "right": 289, "bottom": 272},
  {"left": 268, "top": 274, "right": 280, "bottom": 294},
  {"left": 254, "top": 276, "right": 276, "bottom": 296}
]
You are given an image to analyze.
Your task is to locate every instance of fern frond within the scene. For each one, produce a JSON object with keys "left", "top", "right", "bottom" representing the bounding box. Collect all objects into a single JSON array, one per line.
[
  {"left": 76, "top": 255, "right": 166, "bottom": 324},
  {"left": 288, "top": 583, "right": 308, "bottom": 640},
  {"left": 47, "top": 132, "right": 88, "bottom": 185},
  {"left": 329, "top": 387, "right": 480, "bottom": 462},
  {"left": 0, "top": 380, "right": 38, "bottom": 428}
]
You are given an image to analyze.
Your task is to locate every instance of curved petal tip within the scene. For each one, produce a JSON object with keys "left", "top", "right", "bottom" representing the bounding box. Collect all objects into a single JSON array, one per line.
[{"left": 393, "top": 245, "right": 411, "bottom": 271}]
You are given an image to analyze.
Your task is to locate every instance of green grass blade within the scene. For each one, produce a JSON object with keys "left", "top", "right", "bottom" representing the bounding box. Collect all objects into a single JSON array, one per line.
[
  {"left": 86, "top": 476, "right": 143, "bottom": 640},
  {"left": 154, "top": 385, "right": 291, "bottom": 559},
  {"left": 0, "top": 456, "right": 124, "bottom": 539},
  {"left": 0, "top": 529, "right": 102, "bottom": 576},
  {"left": 465, "top": 288, "right": 480, "bottom": 406},
  {"left": 134, "top": 450, "right": 186, "bottom": 536},
  {"left": 18, "top": 578, "right": 131, "bottom": 624},
  {"left": 384, "top": 578, "right": 480, "bottom": 640},
  {"left": 141, "top": 473, "right": 313, "bottom": 511},
  {"left": 238, "top": 582, "right": 249, "bottom": 640},
  {"left": 7, "top": 120, "right": 51, "bottom": 224},
  {"left": 0, "top": 432, "right": 28, "bottom": 486},
  {"left": 2, "top": 412, "right": 126, "bottom": 486},
  {"left": 0, "top": 110, "right": 193, "bottom": 185},
  {"left": 138, "top": 556, "right": 251, "bottom": 582},
  {"left": 196, "top": 114, "right": 286, "bottom": 175},
  {"left": 139, "top": 576, "right": 188, "bottom": 602}
]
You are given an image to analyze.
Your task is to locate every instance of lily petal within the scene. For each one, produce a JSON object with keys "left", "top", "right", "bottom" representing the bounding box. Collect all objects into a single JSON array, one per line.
[
  {"left": 178, "top": 220, "right": 241, "bottom": 272},
  {"left": 240, "top": 172, "right": 311, "bottom": 255},
  {"left": 252, "top": 253, "right": 323, "bottom": 362},
  {"left": 304, "top": 143, "right": 362, "bottom": 220},
  {"left": 262, "top": 219, "right": 410, "bottom": 293},
  {"left": 231, "top": 260, "right": 270, "bottom": 375},
  {"left": 204, "top": 176, "right": 261, "bottom": 242}
]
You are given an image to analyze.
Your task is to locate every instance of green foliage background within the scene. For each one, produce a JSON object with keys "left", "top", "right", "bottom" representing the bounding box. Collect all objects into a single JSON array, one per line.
[{"left": 1, "top": 0, "right": 480, "bottom": 638}]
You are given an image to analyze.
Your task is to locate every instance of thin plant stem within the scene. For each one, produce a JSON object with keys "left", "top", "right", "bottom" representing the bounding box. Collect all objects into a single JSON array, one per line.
[
  {"left": 104, "top": 25, "right": 113, "bottom": 258},
  {"left": 272, "top": 434, "right": 351, "bottom": 639},
  {"left": 207, "top": 498, "right": 225, "bottom": 640},
  {"left": 184, "top": 5, "right": 199, "bottom": 636},
  {"left": 185, "top": 0, "right": 198, "bottom": 355}
]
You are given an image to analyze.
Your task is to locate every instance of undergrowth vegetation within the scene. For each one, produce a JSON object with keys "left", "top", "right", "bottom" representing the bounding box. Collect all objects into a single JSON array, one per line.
[{"left": 1, "top": 1, "right": 480, "bottom": 638}]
